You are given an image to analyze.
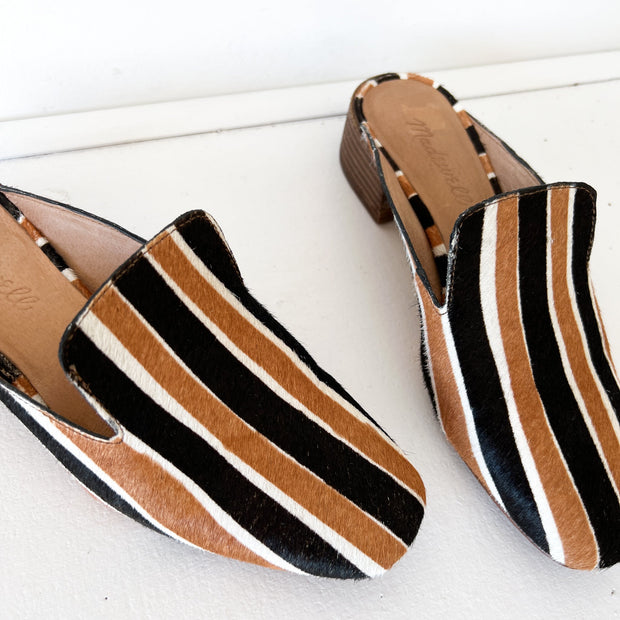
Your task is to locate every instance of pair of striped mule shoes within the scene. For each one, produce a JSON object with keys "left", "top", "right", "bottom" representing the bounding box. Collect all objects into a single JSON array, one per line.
[{"left": 1, "top": 74, "right": 618, "bottom": 578}]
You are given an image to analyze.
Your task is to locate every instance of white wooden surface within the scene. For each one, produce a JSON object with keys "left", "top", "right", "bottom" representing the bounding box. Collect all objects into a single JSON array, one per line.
[
  {"left": 0, "top": 56, "right": 619, "bottom": 618},
  {"left": 2, "top": 1, "right": 619, "bottom": 121},
  {"left": 1, "top": 51, "right": 619, "bottom": 160}
]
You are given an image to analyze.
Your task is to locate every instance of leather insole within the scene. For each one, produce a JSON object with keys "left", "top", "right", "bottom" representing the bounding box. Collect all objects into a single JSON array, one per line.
[
  {"left": 363, "top": 79, "right": 497, "bottom": 300},
  {"left": 0, "top": 206, "right": 112, "bottom": 437}
]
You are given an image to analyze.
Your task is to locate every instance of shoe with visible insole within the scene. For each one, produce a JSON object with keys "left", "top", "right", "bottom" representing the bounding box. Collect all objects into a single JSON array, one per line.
[
  {"left": 0, "top": 184, "right": 425, "bottom": 579},
  {"left": 340, "top": 73, "right": 620, "bottom": 570}
]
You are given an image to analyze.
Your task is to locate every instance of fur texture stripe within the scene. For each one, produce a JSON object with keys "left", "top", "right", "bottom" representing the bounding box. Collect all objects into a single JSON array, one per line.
[
  {"left": 57, "top": 211, "right": 425, "bottom": 578},
  {"left": 176, "top": 215, "right": 375, "bottom": 421},
  {"left": 7, "top": 381, "right": 301, "bottom": 573},
  {"left": 82, "top": 293, "right": 406, "bottom": 565},
  {"left": 150, "top": 232, "right": 424, "bottom": 502},
  {"left": 417, "top": 283, "right": 487, "bottom": 488},
  {"left": 169, "top": 230, "right": 402, "bottom": 449},
  {"left": 109, "top": 260, "right": 418, "bottom": 545},
  {"left": 449, "top": 206, "right": 548, "bottom": 550},
  {"left": 480, "top": 202, "right": 564, "bottom": 562},
  {"left": 418, "top": 183, "right": 620, "bottom": 569},
  {"left": 68, "top": 327, "right": 370, "bottom": 578},
  {"left": 493, "top": 194, "right": 597, "bottom": 569}
]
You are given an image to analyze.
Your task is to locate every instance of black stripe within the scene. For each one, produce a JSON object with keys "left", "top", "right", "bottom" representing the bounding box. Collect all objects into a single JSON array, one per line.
[
  {"left": 378, "top": 145, "right": 400, "bottom": 172},
  {"left": 40, "top": 241, "right": 69, "bottom": 272},
  {"left": 177, "top": 216, "right": 386, "bottom": 433},
  {"left": 490, "top": 176, "right": 502, "bottom": 194},
  {"left": 408, "top": 194, "right": 434, "bottom": 229},
  {"left": 64, "top": 330, "right": 366, "bottom": 579},
  {"left": 448, "top": 207, "right": 548, "bottom": 552},
  {"left": 571, "top": 188, "right": 620, "bottom": 415},
  {"left": 0, "top": 382, "right": 158, "bottom": 534},
  {"left": 374, "top": 73, "right": 400, "bottom": 84},
  {"left": 568, "top": 187, "right": 620, "bottom": 567},
  {"left": 171, "top": 213, "right": 244, "bottom": 295},
  {"left": 354, "top": 97, "right": 365, "bottom": 122},
  {"left": 0, "top": 192, "right": 22, "bottom": 220},
  {"left": 518, "top": 189, "right": 620, "bottom": 566},
  {"left": 436, "top": 85, "right": 457, "bottom": 106},
  {"left": 434, "top": 253, "right": 448, "bottom": 290},
  {"left": 113, "top": 256, "right": 423, "bottom": 544},
  {"left": 0, "top": 351, "right": 22, "bottom": 383},
  {"left": 466, "top": 125, "right": 485, "bottom": 155},
  {"left": 419, "top": 336, "right": 438, "bottom": 420}
]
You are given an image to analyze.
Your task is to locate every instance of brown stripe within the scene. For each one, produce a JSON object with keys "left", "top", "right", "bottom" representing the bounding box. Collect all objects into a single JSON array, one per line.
[
  {"left": 52, "top": 418, "right": 278, "bottom": 569},
  {"left": 550, "top": 187, "right": 620, "bottom": 499},
  {"left": 456, "top": 109, "right": 473, "bottom": 128},
  {"left": 150, "top": 236, "right": 426, "bottom": 501},
  {"left": 397, "top": 174, "right": 416, "bottom": 197},
  {"left": 425, "top": 226, "right": 444, "bottom": 248},
  {"left": 494, "top": 195, "right": 598, "bottom": 569},
  {"left": 90, "top": 286, "right": 405, "bottom": 567},
  {"left": 416, "top": 278, "right": 486, "bottom": 486},
  {"left": 14, "top": 374, "right": 39, "bottom": 399},
  {"left": 71, "top": 279, "right": 92, "bottom": 298},
  {"left": 20, "top": 218, "right": 43, "bottom": 242},
  {"left": 410, "top": 74, "right": 434, "bottom": 86}
]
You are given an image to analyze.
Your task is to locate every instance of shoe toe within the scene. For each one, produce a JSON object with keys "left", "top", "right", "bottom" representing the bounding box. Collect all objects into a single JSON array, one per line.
[{"left": 420, "top": 184, "right": 620, "bottom": 569}]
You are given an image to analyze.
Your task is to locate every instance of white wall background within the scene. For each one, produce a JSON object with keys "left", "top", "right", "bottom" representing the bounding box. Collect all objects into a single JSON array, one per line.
[{"left": 2, "top": 0, "right": 619, "bottom": 120}]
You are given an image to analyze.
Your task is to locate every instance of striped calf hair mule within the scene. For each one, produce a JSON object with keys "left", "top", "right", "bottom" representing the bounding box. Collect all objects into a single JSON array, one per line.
[
  {"left": 0, "top": 184, "right": 425, "bottom": 579},
  {"left": 340, "top": 73, "right": 620, "bottom": 570}
]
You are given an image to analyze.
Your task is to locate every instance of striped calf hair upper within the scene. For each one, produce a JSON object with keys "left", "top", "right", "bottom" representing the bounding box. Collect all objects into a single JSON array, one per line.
[
  {"left": 418, "top": 183, "right": 620, "bottom": 569},
  {"left": 2, "top": 209, "right": 424, "bottom": 579}
]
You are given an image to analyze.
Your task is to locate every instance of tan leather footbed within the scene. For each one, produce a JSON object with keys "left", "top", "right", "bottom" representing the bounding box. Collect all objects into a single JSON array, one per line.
[
  {"left": 363, "top": 80, "right": 497, "bottom": 300},
  {"left": 0, "top": 205, "right": 113, "bottom": 437}
]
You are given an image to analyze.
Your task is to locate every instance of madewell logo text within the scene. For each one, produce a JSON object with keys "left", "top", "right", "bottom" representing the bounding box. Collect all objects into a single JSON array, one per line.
[
  {"left": 407, "top": 118, "right": 473, "bottom": 205},
  {"left": 0, "top": 275, "right": 39, "bottom": 311}
]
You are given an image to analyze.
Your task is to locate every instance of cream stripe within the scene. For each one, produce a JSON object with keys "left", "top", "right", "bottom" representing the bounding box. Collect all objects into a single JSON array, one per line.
[
  {"left": 1, "top": 384, "right": 304, "bottom": 573},
  {"left": 546, "top": 188, "right": 620, "bottom": 503},
  {"left": 440, "top": 310, "right": 506, "bottom": 510},
  {"left": 480, "top": 204, "right": 564, "bottom": 563},
  {"left": 110, "top": 284, "right": 405, "bottom": 548},
  {"left": 78, "top": 312, "right": 386, "bottom": 577},
  {"left": 169, "top": 228, "right": 391, "bottom": 440},
  {"left": 432, "top": 243, "right": 448, "bottom": 257},
  {"left": 62, "top": 267, "right": 78, "bottom": 282}
]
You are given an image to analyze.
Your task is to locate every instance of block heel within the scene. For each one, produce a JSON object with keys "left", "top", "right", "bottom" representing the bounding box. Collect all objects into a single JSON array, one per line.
[{"left": 339, "top": 108, "right": 393, "bottom": 224}]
